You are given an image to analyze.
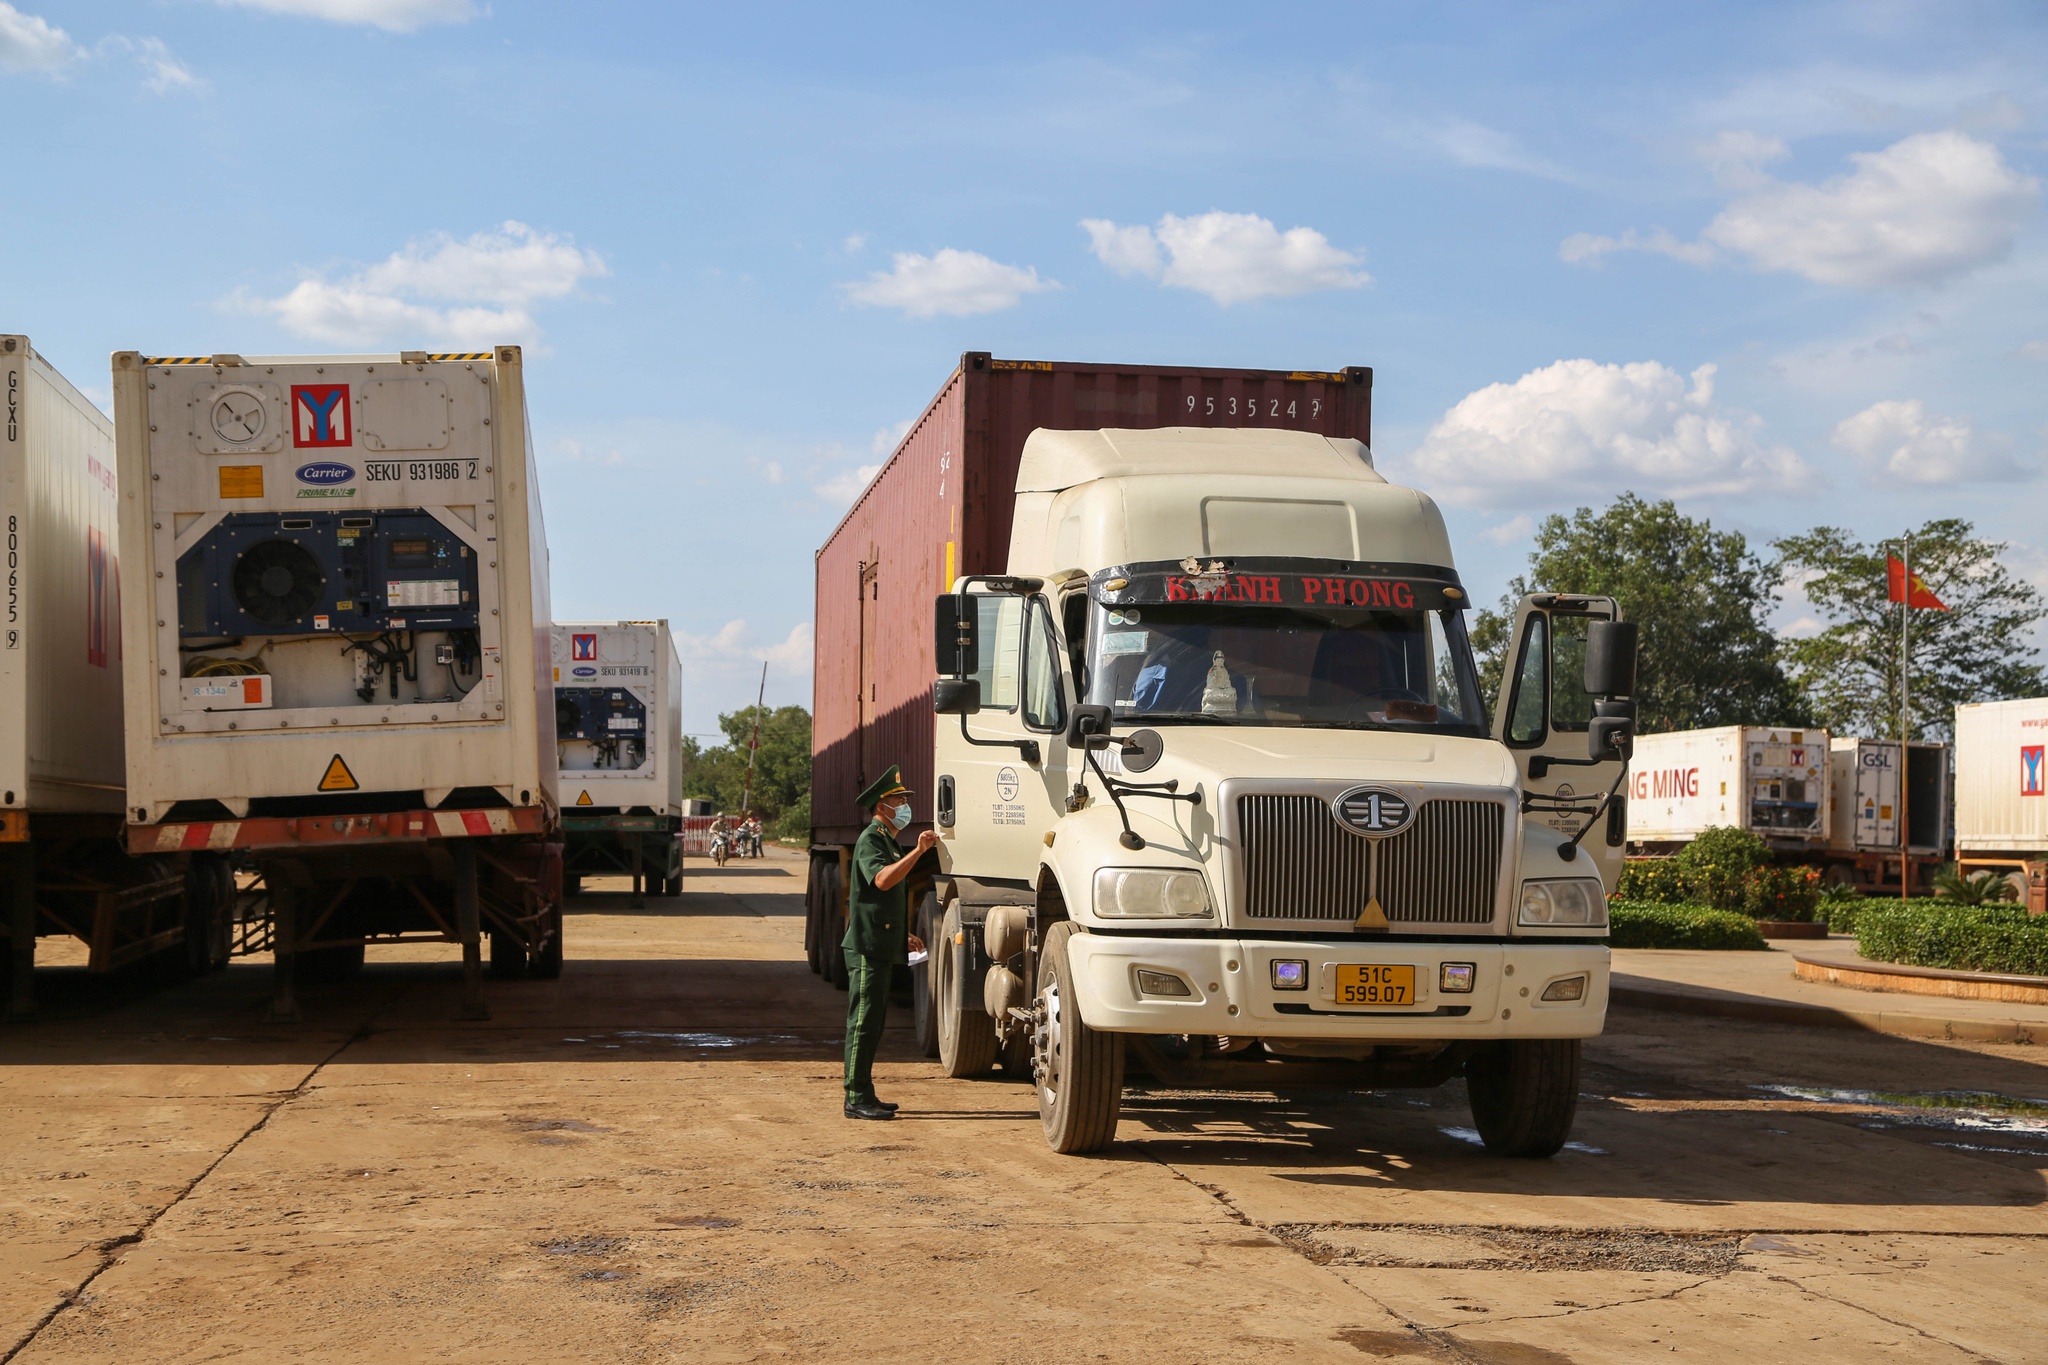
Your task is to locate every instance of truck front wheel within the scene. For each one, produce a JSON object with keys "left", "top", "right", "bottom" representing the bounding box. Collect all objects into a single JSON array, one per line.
[
  {"left": 934, "top": 902, "right": 996, "bottom": 1077},
  {"left": 1033, "top": 921, "right": 1124, "bottom": 1154},
  {"left": 912, "top": 892, "right": 941, "bottom": 1059},
  {"left": 1465, "top": 1038, "right": 1580, "bottom": 1158}
]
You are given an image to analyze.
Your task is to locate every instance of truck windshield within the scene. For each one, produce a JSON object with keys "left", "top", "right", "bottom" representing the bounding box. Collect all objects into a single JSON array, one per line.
[{"left": 1086, "top": 601, "right": 1486, "bottom": 734}]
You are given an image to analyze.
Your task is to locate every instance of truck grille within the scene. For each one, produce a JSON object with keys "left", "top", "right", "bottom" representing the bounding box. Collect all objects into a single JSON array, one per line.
[{"left": 1238, "top": 795, "right": 1504, "bottom": 924}]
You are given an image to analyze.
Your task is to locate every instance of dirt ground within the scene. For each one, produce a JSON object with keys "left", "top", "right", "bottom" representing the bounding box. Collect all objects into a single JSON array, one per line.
[{"left": 2, "top": 847, "right": 2045, "bottom": 1363}]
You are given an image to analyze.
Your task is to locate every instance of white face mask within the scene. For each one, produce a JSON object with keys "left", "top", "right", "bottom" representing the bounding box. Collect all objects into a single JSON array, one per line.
[{"left": 887, "top": 801, "right": 913, "bottom": 831}]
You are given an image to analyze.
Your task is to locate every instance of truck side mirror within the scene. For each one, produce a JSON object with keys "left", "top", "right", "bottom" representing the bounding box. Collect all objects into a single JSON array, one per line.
[
  {"left": 1588, "top": 715, "right": 1634, "bottom": 763},
  {"left": 933, "top": 677, "right": 982, "bottom": 716},
  {"left": 1584, "top": 620, "right": 1638, "bottom": 698},
  {"left": 1069, "top": 703, "right": 1112, "bottom": 748},
  {"left": 934, "top": 594, "right": 979, "bottom": 677}
]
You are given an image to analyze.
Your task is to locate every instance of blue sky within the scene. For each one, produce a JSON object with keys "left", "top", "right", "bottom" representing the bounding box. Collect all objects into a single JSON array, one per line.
[{"left": 6, "top": 0, "right": 2046, "bottom": 738}]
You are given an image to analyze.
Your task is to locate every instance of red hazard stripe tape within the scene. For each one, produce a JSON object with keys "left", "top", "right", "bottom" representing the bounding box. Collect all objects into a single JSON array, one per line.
[{"left": 128, "top": 806, "right": 545, "bottom": 855}]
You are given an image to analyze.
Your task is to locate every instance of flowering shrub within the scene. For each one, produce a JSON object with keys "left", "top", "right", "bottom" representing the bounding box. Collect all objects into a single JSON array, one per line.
[
  {"left": 1741, "top": 863, "right": 1824, "bottom": 922},
  {"left": 1675, "top": 826, "right": 1773, "bottom": 913}
]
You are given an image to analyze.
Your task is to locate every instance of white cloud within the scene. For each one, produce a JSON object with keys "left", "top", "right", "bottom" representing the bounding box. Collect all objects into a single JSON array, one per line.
[
  {"left": 239, "top": 221, "right": 606, "bottom": 347},
  {"left": 0, "top": 3, "right": 76, "bottom": 70},
  {"left": 1566, "top": 131, "right": 2039, "bottom": 290},
  {"left": 215, "top": 0, "right": 477, "bottom": 32},
  {"left": 2019, "top": 340, "right": 2048, "bottom": 360},
  {"left": 550, "top": 437, "right": 623, "bottom": 468},
  {"left": 1404, "top": 358, "right": 1811, "bottom": 508},
  {"left": 871, "top": 419, "right": 912, "bottom": 458},
  {"left": 814, "top": 463, "right": 881, "bottom": 506},
  {"left": 1829, "top": 398, "right": 2028, "bottom": 483},
  {"left": 1082, "top": 211, "right": 1368, "bottom": 305},
  {"left": 842, "top": 233, "right": 866, "bottom": 254},
  {"left": 1559, "top": 228, "right": 1715, "bottom": 267},
  {"left": 1705, "top": 131, "right": 2038, "bottom": 289},
  {"left": 841, "top": 249, "right": 1054, "bottom": 318},
  {"left": 1478, "top": 514, "right": 1534, "bottom": 545},
  {"left": 1564, "top": 131, "right": 2031, "bottom": 290},
  {"left": 674, "top": 620, "right": 813, "bottom": 678},
  {"left": 747, "top": 456, "right": 785, "bottom": 485},
  {"left": 96, "top": 35, "right": 201, "bottom": 93}
]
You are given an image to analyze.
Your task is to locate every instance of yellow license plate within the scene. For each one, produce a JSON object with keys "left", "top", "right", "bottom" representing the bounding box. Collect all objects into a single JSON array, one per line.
[{"left": 1334, "top": 964, "right": 1416, "bottom": 1006}]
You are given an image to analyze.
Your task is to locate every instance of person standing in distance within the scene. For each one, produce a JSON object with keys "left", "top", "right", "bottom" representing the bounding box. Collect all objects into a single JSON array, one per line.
[{"left": 843, "top": 765, "right": 932, "bottom": 1121}]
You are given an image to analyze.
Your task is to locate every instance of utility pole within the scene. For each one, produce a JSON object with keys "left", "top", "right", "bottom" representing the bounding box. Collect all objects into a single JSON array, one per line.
[
  {"left": 1900, "top": 532, "right": 1911, "bottom": 902},
  {"left": 740, "top": 660, "right": 769, "bottom": 820}
]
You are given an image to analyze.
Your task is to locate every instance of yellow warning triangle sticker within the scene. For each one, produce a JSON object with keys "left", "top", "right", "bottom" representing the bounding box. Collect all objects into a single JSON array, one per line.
[
  {"left": 575, "top": 789, "right": 593, "bottom": 806},
  {"left": 318, "top": 754, "right": 359, "bottom": 792},
  {"left": 1354, "top": 896, "right": 1389, "bottom": 931}
]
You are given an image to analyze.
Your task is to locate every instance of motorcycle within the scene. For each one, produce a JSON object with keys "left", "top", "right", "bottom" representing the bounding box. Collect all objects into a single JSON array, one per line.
[{"left": 710, "top": 829, "right": 730, "bottom": 868}]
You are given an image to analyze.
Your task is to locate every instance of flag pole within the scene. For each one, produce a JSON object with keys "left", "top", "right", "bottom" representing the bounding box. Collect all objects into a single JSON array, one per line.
[{"left": 1900, "top": 531, "right": 1911, "bottom": 902}]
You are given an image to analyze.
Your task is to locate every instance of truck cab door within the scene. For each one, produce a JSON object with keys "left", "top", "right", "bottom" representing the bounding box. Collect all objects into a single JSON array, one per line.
[
  {"left": 933, "top": 591, "right": 1073, "bottom": 883},
  {"left": 1493, "top": 594, "right": 1633, "bottom": 887}
]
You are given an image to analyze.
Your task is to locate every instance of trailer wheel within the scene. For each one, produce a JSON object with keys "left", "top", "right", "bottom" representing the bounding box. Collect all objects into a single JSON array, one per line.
[
  {"left": 1465, "top": 1038, "right": 1580, "bottom": 1158},
  {"left": 934, "top": 901, "right": 997, "bottom": 1076},
  {"left": 912, "top": 892, "right": 941, "bottom": 1059},
  {"left": 804, "top": 858, "right": 823, "bottom": 974},
  {"left": 489, "top": 927, "right": 527, "bottom": 979},
  {"left": 183, "top": 855, "right": 233, "bottom": 975},
  {"left": 1033, "top": 921, "right": 1123, "bottom": 1154},
  {"left": 528, "top": 904, "right": 564, "bottom": 980},
  {"left": 821, "top": 862, "right": 848, "bottom": 991}
]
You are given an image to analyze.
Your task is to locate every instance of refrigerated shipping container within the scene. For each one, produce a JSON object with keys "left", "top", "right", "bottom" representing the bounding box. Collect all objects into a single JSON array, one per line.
[
  {"left": 2, "top": 335, "right": 201, "bottom": 1014},
  {"left": 807, "top": 351, "right": 1372, "bottom": 981},
  {"left": 1820, "top": 737, "right": 1949, "bottom": 893},
  {"left": 553, "top": 619, "right": 683, "bottom": 903},
  {"left": 1624, "top": 726, "right": 1830, "bottom": 851},
  {"left": 112, "top": 346, "right": 560, "bottom": 1020},
  {"left": 1955, "top": 697, "right": 2048, "bottom": 913}
]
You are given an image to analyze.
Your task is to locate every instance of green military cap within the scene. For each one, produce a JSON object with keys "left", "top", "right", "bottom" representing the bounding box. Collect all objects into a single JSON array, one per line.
[{"left": 857, "top": 765, "right": 911, "bottom": 810}]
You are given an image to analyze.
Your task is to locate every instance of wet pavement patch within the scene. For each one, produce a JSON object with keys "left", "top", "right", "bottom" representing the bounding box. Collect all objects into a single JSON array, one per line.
[
  {"left": 510, "top": 1117, "right": 611, "bottom": 1133},
  {"left": 657, "top": 1215, "right": 740, "bottom": 1228},
  {"left": 1755, "top": 1085, "right": 2048, "bottom": 1144},
  {"left": 1273, "top": 1222, "right": 1743, "bottom": 1275}
]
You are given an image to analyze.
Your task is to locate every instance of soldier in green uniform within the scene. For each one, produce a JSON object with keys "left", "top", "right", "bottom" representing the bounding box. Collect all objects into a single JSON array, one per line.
[{"left": 843, "top": 765, "right": 934, "bottom": 1120}]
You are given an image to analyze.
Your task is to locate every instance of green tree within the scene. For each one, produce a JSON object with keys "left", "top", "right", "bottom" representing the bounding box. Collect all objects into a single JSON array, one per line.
[
  {"left": 682, "top": 705, "right": 812, "bottom": 821},
  {"left": 1474, "top": 494, "right": 1804, "bottom": 731},
  {"left": 1774, "top": 520, "right": 2046, "bottom": 742}
]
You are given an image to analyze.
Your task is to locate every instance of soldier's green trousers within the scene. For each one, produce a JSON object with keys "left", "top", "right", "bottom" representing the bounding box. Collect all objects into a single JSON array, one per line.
[{"left": 843, "top": 952, "right": 890, "bottom": 1105}]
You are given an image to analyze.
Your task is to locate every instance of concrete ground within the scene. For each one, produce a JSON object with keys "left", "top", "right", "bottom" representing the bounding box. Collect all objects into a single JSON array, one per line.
[{"left": 2, "top": 849, "right": 2045, "bottom": 1363}]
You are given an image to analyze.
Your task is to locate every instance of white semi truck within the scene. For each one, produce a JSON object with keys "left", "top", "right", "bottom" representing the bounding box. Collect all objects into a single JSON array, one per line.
[
  {"left": 112, "top": 347, "right": 561, "bottom": 1021},
  {"left": 810, "top": 357, "right": 1637, "bottom": 1157},
  {"left": 553, "top": 620, "right": 684, "bottom": 904}
]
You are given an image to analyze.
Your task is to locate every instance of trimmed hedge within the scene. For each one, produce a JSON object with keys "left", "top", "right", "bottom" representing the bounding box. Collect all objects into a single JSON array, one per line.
[
  {"left": 1854, "top": 903, "right": 2048, "bottom": 977},
  {"left": 1617, "top": 844, "right": 1824, "bottom": 922},
  {"left": 1606, "top": 900, "right": 1770, "bottom": 951}
]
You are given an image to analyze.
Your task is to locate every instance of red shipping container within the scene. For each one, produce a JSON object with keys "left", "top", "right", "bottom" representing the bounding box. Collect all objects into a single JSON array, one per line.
[{"left": 810, "top": 353, "right": 1372, "bottom": 845}]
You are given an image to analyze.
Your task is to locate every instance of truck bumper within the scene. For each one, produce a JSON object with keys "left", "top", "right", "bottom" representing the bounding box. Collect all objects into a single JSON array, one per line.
[{"left": 1063, "top": 933, "right": 1608, "bottom": 1041}]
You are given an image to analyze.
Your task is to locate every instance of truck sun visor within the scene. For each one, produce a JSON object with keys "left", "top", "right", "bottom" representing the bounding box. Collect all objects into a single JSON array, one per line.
[{"left": 1091, "top": 559, "right": 1467, "bottom": 612}]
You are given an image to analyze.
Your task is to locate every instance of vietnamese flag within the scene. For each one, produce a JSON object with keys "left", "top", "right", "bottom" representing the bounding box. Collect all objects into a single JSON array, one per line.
[{"left": 1887, "top": 556, "right": 1947, "bottom": 610}]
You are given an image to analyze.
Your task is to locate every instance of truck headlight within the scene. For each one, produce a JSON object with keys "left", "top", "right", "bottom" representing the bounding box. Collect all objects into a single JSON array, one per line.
[
  {"left": 1094, "top": 867, "right": 1212, "bottom": 919},
  {"left": 1518, "top": 878, "right": 1608, "bottom": 927}
]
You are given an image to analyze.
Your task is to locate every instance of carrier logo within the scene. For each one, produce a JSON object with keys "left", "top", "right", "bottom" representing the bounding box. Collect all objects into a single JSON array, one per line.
[
  {"left": 2024, "top": 745, "right": 2045, "bottom": 797},
  {"left": 295, "top": 462, "right": 355, "bottom": 485},
  {"left": 572, "top": 665, "right": 597, "bottom": 677},
  {"left": 290, "top": 384, "right": 352, "bottom": 448},
  {"left": 571, "top": 633, "right": 598, "bottom": 661},
  {"left": 1333, "top": 786, "right": 1413, "bottom": 837}
]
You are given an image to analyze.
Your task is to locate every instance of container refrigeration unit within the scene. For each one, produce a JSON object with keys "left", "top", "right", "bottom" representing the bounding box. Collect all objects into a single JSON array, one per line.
[
  {"left": 553, "top": 620, "right": 683, "bottom": 904},
  {"left": 1823, "top": 737, "right": 1949, "bottom": 893},
  {"left": 1624, "top": 726, "right": 1830, "bottom": 853},
  {"left": 112, "top": 346, "right": 561, "bottom": 1020},
  {"left": 1955, "top": 697, "right": 2048, "bottom": 913},
  {"left": 3, "top": 336, "right": 217, "bottom": 1015}
]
